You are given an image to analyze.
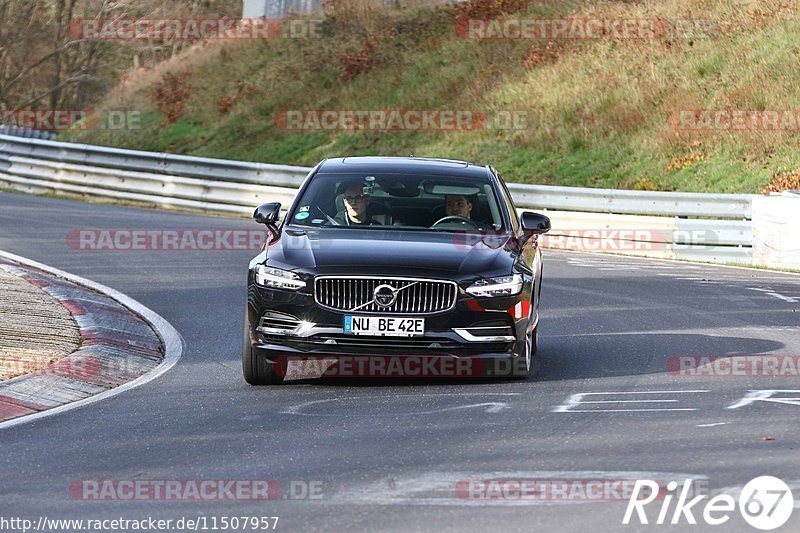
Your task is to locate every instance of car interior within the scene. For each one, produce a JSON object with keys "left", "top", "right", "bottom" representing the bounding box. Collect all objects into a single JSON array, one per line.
[{"left": 294, "top": 175, "right": 502, "bottom": 230}]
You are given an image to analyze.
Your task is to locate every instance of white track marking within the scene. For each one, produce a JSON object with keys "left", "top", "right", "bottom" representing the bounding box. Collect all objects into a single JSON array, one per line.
[
  {"left": 745, "top": 287, "right": 797, "bottom": 302},
  {"left": 728, "top": 390, "right": 800, "bottom": 410},
  {"left": 554, "top": 391, "right": 709, "bottom": 413},
  {"left": 0, "top": 250, "right": 184, "bottom": 430},
  {"left": 281, "top": 394, "right": 519, "bottom": 416}
]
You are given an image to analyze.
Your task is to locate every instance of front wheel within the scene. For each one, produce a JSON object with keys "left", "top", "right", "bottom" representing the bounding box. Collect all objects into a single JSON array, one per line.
[
  {"left": 242, "top": 312, "right": 283, "bottom": 385},
  {"left": 509, "top": 323, "right": 539, "bottom": 379}
]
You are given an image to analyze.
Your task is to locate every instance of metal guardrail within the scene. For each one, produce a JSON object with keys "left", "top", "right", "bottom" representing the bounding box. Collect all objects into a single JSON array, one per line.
[
  {"left": 0, "top": 134, "right": 755, "bottom": 263},
  {"left": 507, "top": 183, "right": 752, "bottom": 218},
  {"left": 0, "top": 134, "right": 308, "bottom": 186},
  {"left": 0, "top": 125, "right": 56, "bottom": 141}
]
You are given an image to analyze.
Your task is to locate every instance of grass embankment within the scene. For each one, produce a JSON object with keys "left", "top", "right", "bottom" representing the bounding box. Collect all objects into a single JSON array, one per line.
[{"left": 65, "top": 0, "right": 800, "bottom": 193}]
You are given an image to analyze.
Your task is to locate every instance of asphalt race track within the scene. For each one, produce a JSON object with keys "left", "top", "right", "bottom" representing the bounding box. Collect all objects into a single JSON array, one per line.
[{"left": 1, "top": 191, "right": 799, "bottom": 532}]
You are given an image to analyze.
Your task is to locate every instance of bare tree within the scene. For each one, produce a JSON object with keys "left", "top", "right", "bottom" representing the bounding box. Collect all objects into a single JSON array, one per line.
[{"left": 0, "top": 0, "right": 240, "bottom": 115}]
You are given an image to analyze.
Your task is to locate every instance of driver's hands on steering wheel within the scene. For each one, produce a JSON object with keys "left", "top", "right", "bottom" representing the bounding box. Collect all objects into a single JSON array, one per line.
[{"left": 430, "top": 215, "right": 482, "bottom": 229}]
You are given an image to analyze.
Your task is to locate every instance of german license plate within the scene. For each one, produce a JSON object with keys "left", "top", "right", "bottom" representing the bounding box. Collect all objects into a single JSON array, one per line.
[{"left": 344, "top": 315, "right": 425, "bottom": 337}]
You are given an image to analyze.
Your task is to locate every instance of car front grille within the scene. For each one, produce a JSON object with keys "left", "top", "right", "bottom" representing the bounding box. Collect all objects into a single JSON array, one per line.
[{"left": 314, "top": 276, "right": 458, "bottom": 315}]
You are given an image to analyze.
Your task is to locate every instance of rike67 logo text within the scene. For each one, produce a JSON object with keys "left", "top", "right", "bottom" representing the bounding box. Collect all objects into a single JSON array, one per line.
[{"left": 624, "top": 476, "right": 793, "bottom": 530}]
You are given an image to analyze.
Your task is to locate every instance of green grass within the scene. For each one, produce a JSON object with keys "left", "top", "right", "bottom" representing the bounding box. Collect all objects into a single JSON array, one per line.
[{"left": 63, "top": 0, "right": 800, "bottom": 193}]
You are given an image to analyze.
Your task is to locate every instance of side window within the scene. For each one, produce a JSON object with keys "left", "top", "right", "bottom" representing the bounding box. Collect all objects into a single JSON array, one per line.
[{"left": 496, "top": 173, "right": 520, "bottom": 231}]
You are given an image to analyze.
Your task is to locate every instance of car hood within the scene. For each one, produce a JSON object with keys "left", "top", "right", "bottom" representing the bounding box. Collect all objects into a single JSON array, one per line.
[{"left": 267, "top": 227, "right": 515, "bottom": 276}]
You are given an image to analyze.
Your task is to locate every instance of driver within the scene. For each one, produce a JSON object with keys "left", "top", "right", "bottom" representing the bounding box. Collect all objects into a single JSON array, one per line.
[
  {"left": 445, "top": 195, "right": 473, "bottom": 219},
  {"left": 334, "top": 183, "right": 382, "bottom": 226}
]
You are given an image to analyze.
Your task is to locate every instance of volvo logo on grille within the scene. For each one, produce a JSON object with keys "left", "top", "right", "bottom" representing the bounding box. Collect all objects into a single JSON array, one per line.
[{"left": 373, "top": 284, "right": 398, "bottom": 308}]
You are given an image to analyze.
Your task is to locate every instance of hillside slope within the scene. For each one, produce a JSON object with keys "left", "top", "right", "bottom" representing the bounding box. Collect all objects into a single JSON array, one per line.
[{"left": 65, "top": 0, "right": 800, "bottom": 193}]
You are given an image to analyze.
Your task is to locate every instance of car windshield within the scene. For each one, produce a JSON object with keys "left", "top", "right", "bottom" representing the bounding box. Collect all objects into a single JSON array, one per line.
[{"left": 287, "top": 173, "right": 506, "bottom": 231}]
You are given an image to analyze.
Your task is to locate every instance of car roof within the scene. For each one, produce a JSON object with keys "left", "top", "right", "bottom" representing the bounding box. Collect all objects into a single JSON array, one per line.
[{"left": 317, "top": 156, "right": 493, "bottom": 179}]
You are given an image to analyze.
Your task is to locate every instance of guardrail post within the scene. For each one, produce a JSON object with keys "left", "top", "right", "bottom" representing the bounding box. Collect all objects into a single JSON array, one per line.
[{"left": 752, "top": 193, "right": 800, "bottom": 270}]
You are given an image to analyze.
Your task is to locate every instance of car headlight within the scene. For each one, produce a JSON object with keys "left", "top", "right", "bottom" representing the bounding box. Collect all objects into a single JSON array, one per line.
[
  {"left": 466, "top": 274, "right": 523, "bottom": 297},
  {"left": 255, "top": 265, "right": 305, "bottom": 290}
]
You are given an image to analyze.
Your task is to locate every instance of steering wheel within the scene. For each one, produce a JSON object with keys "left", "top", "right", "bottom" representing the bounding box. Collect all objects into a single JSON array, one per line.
[{"left": 431, "top": 215, "right": 481, "bottom": 229}]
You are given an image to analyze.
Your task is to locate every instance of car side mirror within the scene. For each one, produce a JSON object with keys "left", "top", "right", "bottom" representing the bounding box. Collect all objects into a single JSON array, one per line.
[
  {"left": 521, "top": 211, "right": 551, "bottom": 235},
  {"left": 254, "top": 202, "right": 281, "bottom": 226}
]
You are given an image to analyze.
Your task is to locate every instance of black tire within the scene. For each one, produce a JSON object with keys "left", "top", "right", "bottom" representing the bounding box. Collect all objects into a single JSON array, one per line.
[
  {"left": 529, "top": 323, "right": 541, "bottom": 375},
  {"left": 508, "top": 323, "right": 537, "bottom": 379},
  {"left": 242, "top": 311, "right": 283, "bottom": 385},
  {"left": 509, "top": 291, "right": 540, "bottom": 380}
]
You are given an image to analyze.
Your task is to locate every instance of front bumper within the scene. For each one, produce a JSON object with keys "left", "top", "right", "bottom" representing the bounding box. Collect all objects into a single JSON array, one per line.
[{"left": 245, "top": 277, "right": 533, "bottom": 362}]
